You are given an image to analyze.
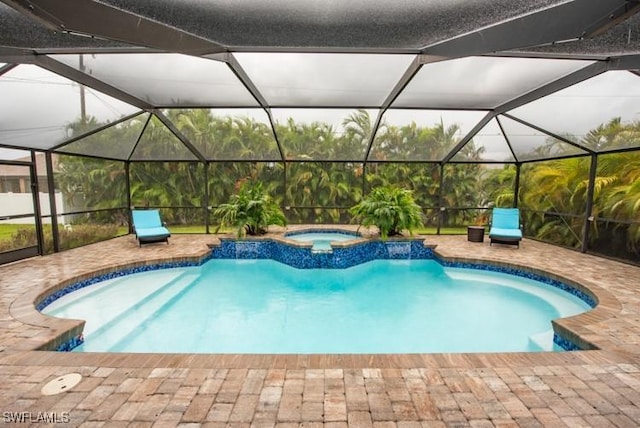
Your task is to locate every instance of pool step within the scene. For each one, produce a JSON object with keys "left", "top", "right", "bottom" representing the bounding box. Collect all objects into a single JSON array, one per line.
[
  {"left": 74, "top": 271, "right": 200, "bottom": 351},
  {"left": 44, "top": 275, "right": 134, "bottom": 314},
  {"left": 44, "top": 270, "right": 190, "bottom": 336},
  {"left": 528, "top": 329, "right": 555, "bottom": 351}
]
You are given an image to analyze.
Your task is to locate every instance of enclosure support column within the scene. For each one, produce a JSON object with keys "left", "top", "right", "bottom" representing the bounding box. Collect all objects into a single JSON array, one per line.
[
  {"left": 581, "top": 154, "right": 598, "bottom": 253},
  {"left": 204, "top": 162, "right": 210, "bottom": 234},
  {"left": 513, "top": 163, "right": 521, "bottom": 209},
  {"left": 125, "top": 162, "right": 133, "bottom": 234},
  {"left": 437, "top": 163, "right": 445, "bottom": 235},
  {"left": 361, "top": 162, "right": 367, "bottom": 198},
  {"left": 283, "top": 160, "right": 288, "bottom": 219},
  {"left": 30, "top": 151, "right": 44, "bottom": 256},
  {"left": 45, "top": 151, "right": 60, "bottom": 253}
]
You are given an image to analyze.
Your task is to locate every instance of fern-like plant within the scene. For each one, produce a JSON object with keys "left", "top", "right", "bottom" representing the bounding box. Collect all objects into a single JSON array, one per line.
[
  {"left": 349, "top": 185, "right": 423, "bottom": 239},
  {"left": 214, "top": 181, "right": 287, "bottom": 237}
]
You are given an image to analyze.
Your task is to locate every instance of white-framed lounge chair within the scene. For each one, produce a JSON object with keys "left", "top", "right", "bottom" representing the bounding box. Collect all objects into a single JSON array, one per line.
[
  {"left": 489, "top": 207, "right": 522, "bottom": 248},
  {"left": 131, "top": 209, "right": 171, "bottom": 247}
]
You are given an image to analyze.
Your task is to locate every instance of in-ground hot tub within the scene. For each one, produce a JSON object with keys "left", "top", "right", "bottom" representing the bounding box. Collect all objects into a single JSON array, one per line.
[{"left": 284, "top": 229, "right": 360, "bottom": 251}]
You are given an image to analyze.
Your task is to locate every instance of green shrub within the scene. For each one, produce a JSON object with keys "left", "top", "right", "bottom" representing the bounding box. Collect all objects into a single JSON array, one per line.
[
  {"left": 214, "top": 180, "right": 287, "bottom": 237},
  {"left": 350, "top": 185, "right": 423, "bottom": 239}
]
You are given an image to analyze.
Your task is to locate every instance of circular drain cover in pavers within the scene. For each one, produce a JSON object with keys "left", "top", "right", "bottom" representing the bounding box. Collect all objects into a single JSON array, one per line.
[{"left": 41, "top": 373, "right": 82, "bottom": 395}]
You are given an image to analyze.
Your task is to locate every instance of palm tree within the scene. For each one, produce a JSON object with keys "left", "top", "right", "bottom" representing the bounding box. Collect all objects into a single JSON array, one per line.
[
  {"left": 481, "top": 165, "right": 516, "bottom": 208},
  {"left": 55, "top": 155, "right": 127, "bottom": 212},
  {"left": 597, "top": 151, "right": 640, "bottom": 250},
  {"left": 339, "top": 109, "right": 374, "bottom": 160}
]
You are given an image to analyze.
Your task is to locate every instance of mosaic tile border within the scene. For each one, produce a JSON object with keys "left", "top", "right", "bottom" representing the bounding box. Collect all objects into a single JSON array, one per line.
[
  {"left": 36, "top": 257, "right": 211, "bottom": 312},
  {"left": 435, "top": 257, "right": 597, "bottom": 309},
  {"left": 56, "top": 334, "right": 84, "bottom": 352},
  {"left": 38, "top": 237, "right": 591, "bottom": 352},
  {"left": 553, "top": 333, "right": 581, "bottom": 351},
  {"left": 211, "top": 238, "right": 434, "bottom": 269}
]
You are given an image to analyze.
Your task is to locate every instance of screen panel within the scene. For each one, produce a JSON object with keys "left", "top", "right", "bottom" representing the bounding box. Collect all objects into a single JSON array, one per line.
[
  {"left": 165, "top": 108, "right": 281, "bottom": 161},
  {"left": 452, "top": 119, "right": 516, "bottom": 163},
  {"left": 58, "top": 113, "right": 149, "bottom": 160},
  {"left": 498, "top": 116, "right": 588, "bottom": 162},
  {"left": 52, "top": 53, "right": 259, "bottom": 107},
  {"left": 130, "top": 115, "right": 198, "bottom": 161},
  {"left": 509, "top": 71, "right": 640, "bottom": 153},
  {"left": 369, "top": 109, "right": 487, "bottom": 161},
  {"left": 235, "top": 53, "right": 414, "bottom": 106},
  {"left": 394, "top": 56, "right": 592, "bottom": 109},
  {"left": 272, "top": 109, "right": 378, "bottom": 161},
  {"left": 0, "top": 64, "right": 139, "bottom": 150}
]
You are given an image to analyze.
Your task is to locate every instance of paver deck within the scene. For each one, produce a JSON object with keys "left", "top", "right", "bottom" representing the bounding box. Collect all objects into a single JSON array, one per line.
[{"left": 1, "top": 232, "right": 639, "bottom": 427}]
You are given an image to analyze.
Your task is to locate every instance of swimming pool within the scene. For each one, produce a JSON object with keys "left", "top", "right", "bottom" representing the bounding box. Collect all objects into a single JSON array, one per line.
[
  {"left": 284, "top": 231, "right": 359, "bottom": 251},
  {"left": 42, "top": 258, "right": 591, "bottom": 353}
]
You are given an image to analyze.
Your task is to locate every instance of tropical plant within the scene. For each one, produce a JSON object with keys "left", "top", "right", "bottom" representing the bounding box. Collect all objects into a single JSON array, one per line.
[
  {"left": 213, "top": 180, "right": 287, "bottom": 237},
  {"left": 480, "top": 165, "right": 516, "bottom": 208},
  {"left": 349, "top": 185, "right": 423, "bottom": 239}
]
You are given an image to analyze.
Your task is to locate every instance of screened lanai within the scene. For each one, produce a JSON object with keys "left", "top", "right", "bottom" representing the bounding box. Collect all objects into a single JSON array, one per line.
[{"left": 1, "top": 0, "right": 640, "bottom": 265}]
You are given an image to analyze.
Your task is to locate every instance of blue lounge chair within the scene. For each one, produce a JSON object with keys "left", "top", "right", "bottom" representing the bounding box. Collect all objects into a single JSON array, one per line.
[
  {"left": 131, "top": 209, "right": 171, "bottom": 247},
  {"left": 489, "top": 208, "right": 522, "bottom": 248}
]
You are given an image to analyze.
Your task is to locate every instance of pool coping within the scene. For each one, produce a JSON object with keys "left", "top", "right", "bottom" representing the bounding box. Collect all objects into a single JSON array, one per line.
[{"left": 10, "top": 232, "right": 623, "bottom": 356}]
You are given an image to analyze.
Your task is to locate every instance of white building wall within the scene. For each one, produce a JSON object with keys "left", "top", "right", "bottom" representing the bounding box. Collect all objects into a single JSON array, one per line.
[{"left": 0, "top": 192, "right": 66, "bottom": 224}]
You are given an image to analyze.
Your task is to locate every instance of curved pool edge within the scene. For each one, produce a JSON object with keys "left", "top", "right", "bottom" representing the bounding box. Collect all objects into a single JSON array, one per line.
[
  {"left": 429, "top": 249, "right": 623, "bottom": 353},
  {"left": 21, "top": 235, "right": 624, "bottom": 354},
  {"left": 9, "top": 244, "right": 215, "bottom": 352}
]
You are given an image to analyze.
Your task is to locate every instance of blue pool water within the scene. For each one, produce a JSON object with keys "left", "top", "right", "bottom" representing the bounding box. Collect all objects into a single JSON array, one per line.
[
  {"left": 285, "top": 232, "right": 358, "bottom": 251},
  {"left": 42, "top": 259, "right": 590, "bottom": 353}
]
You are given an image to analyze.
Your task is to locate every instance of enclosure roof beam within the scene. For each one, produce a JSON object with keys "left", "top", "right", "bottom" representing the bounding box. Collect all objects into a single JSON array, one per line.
[
  {"left": 2, "top": 0, "right": 226, "bottom": 56},
  {"left": 363, "top": 111, "right": 386, "bottom": 166},
  {"left": 363, "top": 55, "right": 426, "bottom": 163},
  {"left": 221, "top": 52, "right": 286, "bottom": 161},
  {"left": 422, "top": 0, "right": 640, "bottom": 58},
  {"left": 502, "top": 113, "right": 595, "bottom": 155},
  {"left": 0, "top": 46, "right": 37, "bottom": 64},
  {"left": 442, "top": 61, "right": 608, "bottom": 164},
  {"left": 221, "top": 53, "right": 269, "bottom": 109},
  {"left": 495, "top": 116, "right": 519, "bottom": 163},
  {"left": 609, "top": 54, "right": 640, "bottom": 69},
  {"left": 440, "top": 112, "right": 495, "bottom": 164},
  {"left": 0, "top": 62, "right": 18, "bottom": 76},
  {"left": 51, "top": 111, "right": 146, "bottom": 153},
  {"left": 34, "top": 55, "right": 153, "bottom": 110},
  {"left": 493, "top": 60, "right": 609, "bottom": 115},
  {"left": 153, "top": 109, "right": 207, "bottom": 163}
]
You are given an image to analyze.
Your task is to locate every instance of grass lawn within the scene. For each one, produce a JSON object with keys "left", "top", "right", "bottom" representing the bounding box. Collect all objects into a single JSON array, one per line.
[
  {"left": 0, "top": 224, "right": 34, "bottom": 240},
  {"left": 2, "top": 223, "right": 465, "bottom": 243},
  {"left": 0, "top": 224, "right": 225, "bottom": 237},
  {"left": 416, "top": 226, "right": 466, "bottom": 235}
]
